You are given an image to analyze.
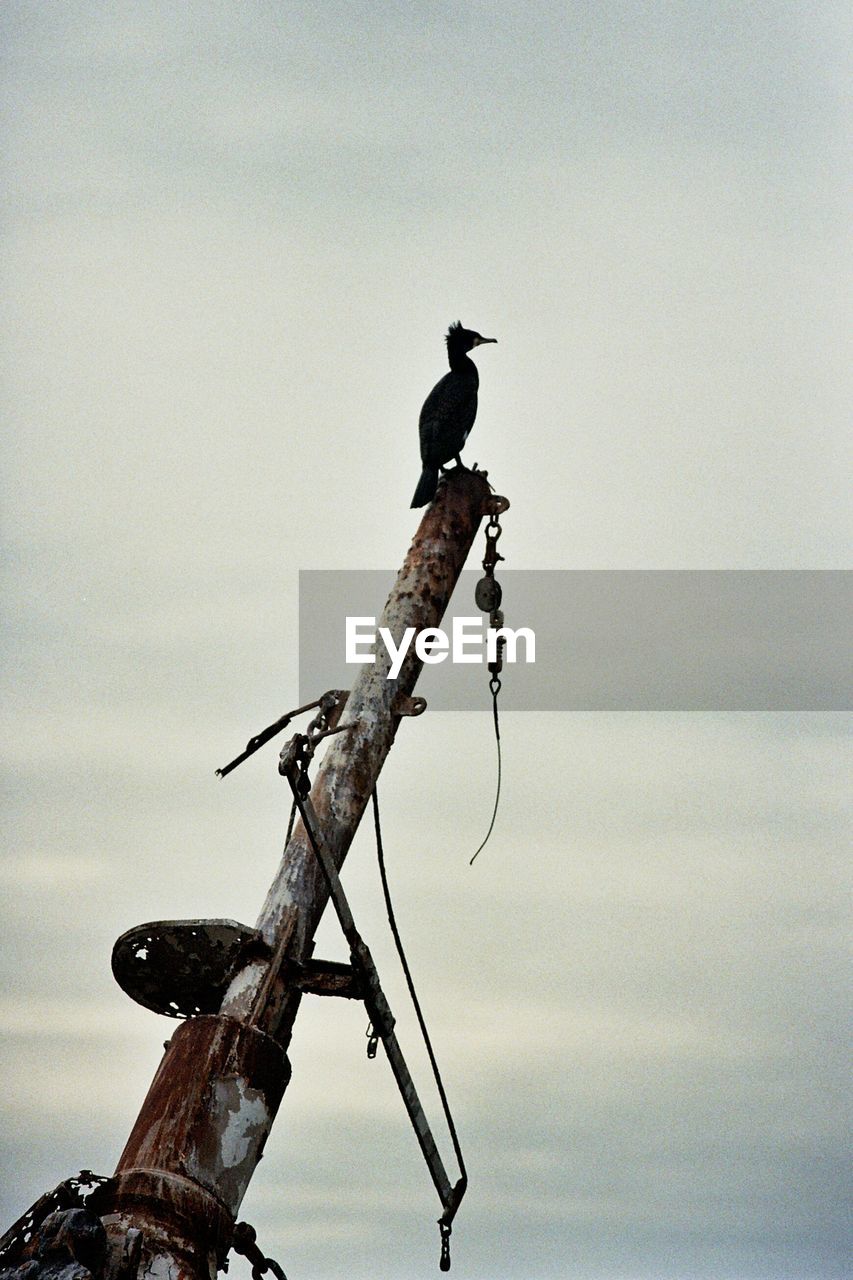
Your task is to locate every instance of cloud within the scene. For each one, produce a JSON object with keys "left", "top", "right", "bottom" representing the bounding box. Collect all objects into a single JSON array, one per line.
[{"left": 1, "top": 5, "right": 849, "bottom": 1277}]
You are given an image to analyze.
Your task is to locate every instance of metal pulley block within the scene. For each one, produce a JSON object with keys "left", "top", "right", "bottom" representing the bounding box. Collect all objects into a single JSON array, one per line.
[{"left": 474, "top": 574, "right": 502, "bottom": 613}]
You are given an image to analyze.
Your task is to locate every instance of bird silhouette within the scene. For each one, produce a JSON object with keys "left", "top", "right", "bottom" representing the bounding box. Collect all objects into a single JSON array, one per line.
[{"left": 410, "top": 322, "right": 497, "bottom": 508}]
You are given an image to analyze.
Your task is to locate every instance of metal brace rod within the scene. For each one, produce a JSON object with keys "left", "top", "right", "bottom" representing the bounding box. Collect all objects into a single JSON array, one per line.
[
  {"left": 215, "top": 691, "right": 348, "bottom": 779},
  {"left": 282, "top": 752, "right": 465, "bottom": 1223}
]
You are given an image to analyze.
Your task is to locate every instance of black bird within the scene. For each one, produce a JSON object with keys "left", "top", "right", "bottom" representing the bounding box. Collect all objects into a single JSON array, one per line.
[{"left": 410, "top": 321, "right": 497, "bottom": 508}]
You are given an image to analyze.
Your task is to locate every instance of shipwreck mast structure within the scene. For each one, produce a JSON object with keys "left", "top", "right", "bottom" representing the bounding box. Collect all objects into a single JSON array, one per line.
[{"left": 48, "top": 467, "right": 505, "bottom": 1280}]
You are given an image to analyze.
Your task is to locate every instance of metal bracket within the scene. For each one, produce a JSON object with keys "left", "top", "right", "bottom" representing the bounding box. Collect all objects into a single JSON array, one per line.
[
  {"left": 393, "top": 693, "right": 427, "bottom": 717},
  {"left": 483, "top": 493, "right": 510, "bottom": 517},
  {"left": 292, "top": 959, "right": 364, "bottom": 1000}
]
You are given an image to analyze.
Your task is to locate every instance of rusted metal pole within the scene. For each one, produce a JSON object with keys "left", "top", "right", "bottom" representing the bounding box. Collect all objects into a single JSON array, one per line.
[{"left": 99, "top": 467, "right": 493, "bottom": 1280}]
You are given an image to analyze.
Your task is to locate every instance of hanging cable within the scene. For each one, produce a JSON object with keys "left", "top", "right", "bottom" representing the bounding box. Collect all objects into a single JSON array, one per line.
[
  {"left": 470, "top": 675, "right": 501, "bottom": 865},
  {"left": 371, "top": 787, "right": 467, "bottom": 1264},
  {"left": 279, "top": 745, "right": 467, "bottom": 1271}
]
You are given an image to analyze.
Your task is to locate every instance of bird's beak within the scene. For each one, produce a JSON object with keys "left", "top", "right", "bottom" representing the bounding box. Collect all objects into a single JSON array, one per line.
[{"left": 473, "top": 336, "right": 497, "bottom": 346}]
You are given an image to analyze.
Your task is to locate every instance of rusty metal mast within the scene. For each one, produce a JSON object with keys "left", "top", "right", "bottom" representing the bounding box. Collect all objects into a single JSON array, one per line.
[{"left": 96, "top": 467, "right": 495, "bottom": 1280}]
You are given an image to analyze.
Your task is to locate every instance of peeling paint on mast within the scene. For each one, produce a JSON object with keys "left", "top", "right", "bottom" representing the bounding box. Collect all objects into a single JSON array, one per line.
[
  {"left": 229, "top": 466, "right": 494, "bottom": 1021},
  {"left": 98, "top": 468, "right": 494, "bottom": 1280}
]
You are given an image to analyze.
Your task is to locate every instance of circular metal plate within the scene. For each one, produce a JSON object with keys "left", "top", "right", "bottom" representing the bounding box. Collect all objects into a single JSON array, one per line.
[{"left": 111, "top": 919, "right": 262, "bottom": 1018}]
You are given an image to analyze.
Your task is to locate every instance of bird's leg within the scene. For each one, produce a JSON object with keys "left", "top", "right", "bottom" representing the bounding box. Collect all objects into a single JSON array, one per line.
[{"left": 440, "top": 456, "right": 469, "bottom": 474}]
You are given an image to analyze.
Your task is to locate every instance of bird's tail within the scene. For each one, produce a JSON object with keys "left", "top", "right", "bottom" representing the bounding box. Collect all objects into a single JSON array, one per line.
[{"left": 410, "top": 466, "right": 439, "bottom": 508}]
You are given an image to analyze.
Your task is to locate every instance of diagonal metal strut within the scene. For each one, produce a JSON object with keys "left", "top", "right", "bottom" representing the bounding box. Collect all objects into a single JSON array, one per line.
[{"left": 281, "top": 749, "right": 466, "bottom": 1225}]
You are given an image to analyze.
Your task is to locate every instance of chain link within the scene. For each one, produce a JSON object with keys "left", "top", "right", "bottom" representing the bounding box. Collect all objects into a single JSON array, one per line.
[
  {"left": 475, "top": 499, "right": 507, "bottom": 685},
  {"left": 470, "top": 496, "right": 509, "bottom": 865},
  {"left": 304, "top": 690, "right": 335, "bottom": 744},
  {"left": 231, "top": 1221, "right": 288, "bottom": 1280},
  {"left": 278, "top": 691, "right": 353, "bottom": 798}
]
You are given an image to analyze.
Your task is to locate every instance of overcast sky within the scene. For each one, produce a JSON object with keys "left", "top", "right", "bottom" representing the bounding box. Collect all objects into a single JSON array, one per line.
[{"left": 1, "top": 4, "right": 850, "bottom": 1279}]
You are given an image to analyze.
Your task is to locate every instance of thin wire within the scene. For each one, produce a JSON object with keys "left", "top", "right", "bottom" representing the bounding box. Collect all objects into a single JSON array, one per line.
[
  {"left": 371, "top": 788, "right": 467, "bottom": 1185},
  {"left": 469, "top": 683, "right": 501, "bottom": 865},
  {"left": 282, "top": 796, "right": 297, "bottom": 854}
]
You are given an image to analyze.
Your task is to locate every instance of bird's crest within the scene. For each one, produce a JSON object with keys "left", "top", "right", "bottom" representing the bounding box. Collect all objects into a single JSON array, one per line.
[{"left": 445, "top": 321, "right": 464, "bottom": 347}]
